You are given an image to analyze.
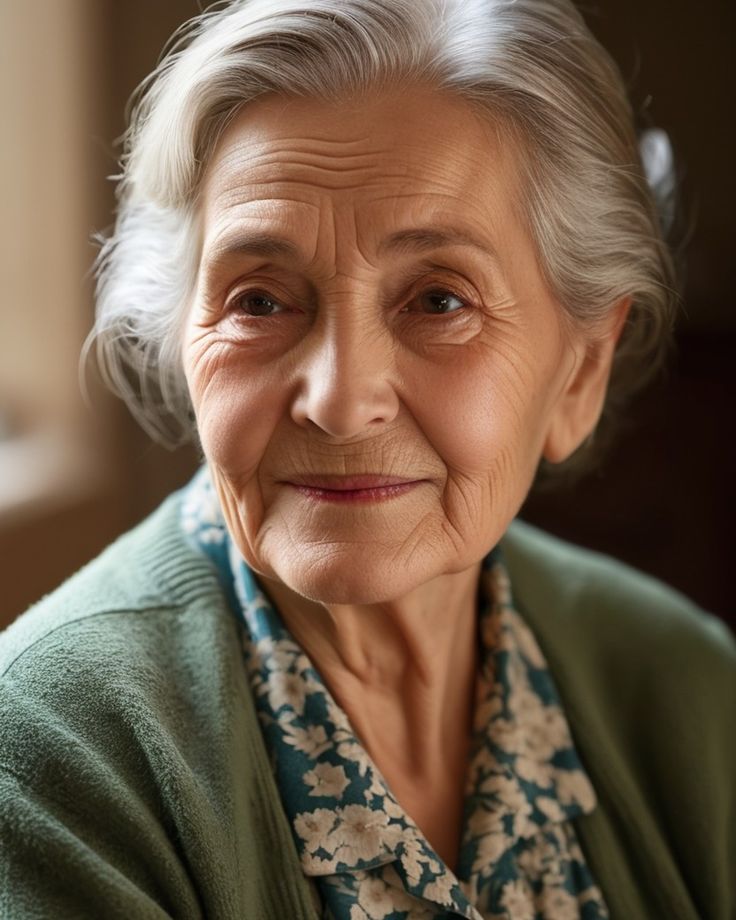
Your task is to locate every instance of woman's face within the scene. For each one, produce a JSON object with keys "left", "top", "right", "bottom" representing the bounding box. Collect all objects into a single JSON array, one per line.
[{"left": 183, "top": 85, "right": 593, "bottom": 604}]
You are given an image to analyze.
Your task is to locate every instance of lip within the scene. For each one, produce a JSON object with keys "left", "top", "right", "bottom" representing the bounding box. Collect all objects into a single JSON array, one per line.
[
  {"left": 287, "top": 474, "right": 419, "bottom": 490},
  {"left": 283, "top": 474, "right": 424, "bottom": 503}
]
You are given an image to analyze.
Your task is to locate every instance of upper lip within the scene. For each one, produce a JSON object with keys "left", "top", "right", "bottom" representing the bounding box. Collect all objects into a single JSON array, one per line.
[{"left": 285, "top": 474, "right": 421, "bottom": 491}]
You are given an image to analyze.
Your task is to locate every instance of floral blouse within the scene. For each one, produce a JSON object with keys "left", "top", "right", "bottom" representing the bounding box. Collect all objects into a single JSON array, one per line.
[{"left": 181, "top": 467, "right": 610, "bottom": 920}]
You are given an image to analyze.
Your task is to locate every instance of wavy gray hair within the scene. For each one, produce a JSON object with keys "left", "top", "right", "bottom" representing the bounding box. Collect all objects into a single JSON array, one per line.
[{"left": 85, "top": 0, "right": 678, "bottom": 471}]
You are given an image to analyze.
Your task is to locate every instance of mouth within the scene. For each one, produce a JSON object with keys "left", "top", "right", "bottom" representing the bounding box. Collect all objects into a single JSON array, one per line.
[{"left": 283, "top": 474, "right": 424, "bottom": 503}]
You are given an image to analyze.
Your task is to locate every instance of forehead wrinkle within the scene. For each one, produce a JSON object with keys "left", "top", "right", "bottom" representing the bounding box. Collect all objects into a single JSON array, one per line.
[
  {"left": 209, "top": 132, "right": 489, "bottom": 197},
  {"left": 201, "top": 202, "right": 322, "bottom": 276},
  {"left": 210, "top": 138, "right": 391, "bottom": 187}
]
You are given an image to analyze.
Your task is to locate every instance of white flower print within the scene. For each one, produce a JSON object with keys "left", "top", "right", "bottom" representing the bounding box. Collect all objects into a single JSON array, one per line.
[
  {"left": 181, "top": 474, "right": 224, "bottom": 533},
  {"left": 356, "top": 876, "right": 395, "bottom": 919},
  {"left": 504, "top": 608, "right": 548, "bottom": 669},
  {"left": 500, "top": 642, "right": 530, "bottom": 692},
  {"left": 303, "top": 671, "right": 327, "bottom": 694},
  {"left": 488, "top": 715, "right": 527, "bottom": 756},
  {"left": 422, "top": 871, "right": 457, "bottom": 907},
  {"left": 380, "top": 866, "right": 433, "bottom": 914},
  {"left": 335, "top": 736, "right": 373, "bottom": 775},
  {"left": 465, "top": 744, "right": 497, "bottom": 792},
  {"left": 564, "top": 834, "right": 586, "bottom": 864},
  {"left": 303, "top": 853, "right": 342, "bottom": 873},
  {"left": 514, "top": 752, "right": 555, "bottom": 789},
  {"left": 252, "top": 635, "right": 277, "bottom": 657},
  {"left": 517, "top": 695, "right": 571, "bottom": 759},
  {"left": 327, "top": 703, "right": 355, "bottom": 734},
  {"left": 399, "top": 835, "right": 432, "bottom": 885},
  {"left": 516, "top": 832, "right": 564, "bottom": 877},
  {"left": 264, "top": 671, "right": 307, "bottom": 715},
  {"left": 578, "top": 885, "right": 609, "bottom": 911},
  {"left": 294, "top": 808, "right": 337, "bottom": 853},
  {"left": 328, "top": 805, "right": 401, "bottom": 864},
  {"left": 382, "top": 795, "right": 406, "bottom": 820},
  {"left": 479, "top": 772, "right": 530, "bottom": 819},
  {"left": 499, "top": 877, "right": 535, "bottom": 920},
  {"left": 365, "top": 770, "right": 391, "bottom": 802},
  {"left": 553, "top": 768, "right": 597, "bottom": 811},
  {"left": 282, "top": 722, "right": 331, "bottom": 757},
  {"left": 535, "top": 883, "right": 580, "bottom": 920},
  {"left": 536, "top": 796, "right": 567, "bottom": 824},
  {"left": 458, "top": 874, "right": 481, "bottom": 910},
  {"left": 472, "top": 694, "right": 504, "bottom": 735},
  {"left": 471, "top": 830, "right": 512, "bottom": 875},
  {"left": 512, "top": 805, "right": 540, "bottom": 840},
  {"left": 466, "top": 804, "right": 495, "bottom": 839},
  {"left": 305, "top": 762, "right": 350, "bottom": 799},
  {"left": 260, "top": 641, "right": 302, "bottom": 672}
]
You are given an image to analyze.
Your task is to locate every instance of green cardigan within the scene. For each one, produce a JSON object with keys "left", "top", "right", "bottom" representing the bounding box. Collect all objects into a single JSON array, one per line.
[{"left": 1, "top": 490, "right": 734, "bottom": 920}]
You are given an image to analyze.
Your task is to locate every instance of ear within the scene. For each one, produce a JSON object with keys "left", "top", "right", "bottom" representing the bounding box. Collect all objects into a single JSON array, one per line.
[{"left": 542, "top": 297, "right": 632, "bottom": 464}]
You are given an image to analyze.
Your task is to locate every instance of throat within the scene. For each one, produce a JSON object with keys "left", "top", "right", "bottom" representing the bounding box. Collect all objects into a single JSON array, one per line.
[
  {"left": 328, "top": 687, "right": 475, "bottom": 874},
  {"left": 386, "top": 772, "right": 468, "bottom": 873}
]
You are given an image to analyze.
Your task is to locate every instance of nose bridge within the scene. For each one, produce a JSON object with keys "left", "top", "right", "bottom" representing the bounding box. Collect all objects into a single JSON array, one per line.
[
  {"left": 291, "top": 289, "right": 399, "bottom": 437},
  {"left": 325, "top": 302, "right": 388, "bottom": 382}
]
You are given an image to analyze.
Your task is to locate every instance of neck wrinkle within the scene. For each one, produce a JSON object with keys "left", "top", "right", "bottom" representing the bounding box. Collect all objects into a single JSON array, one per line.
[{"left": 257, "top": 561, "right": 482, "bottom": 775}]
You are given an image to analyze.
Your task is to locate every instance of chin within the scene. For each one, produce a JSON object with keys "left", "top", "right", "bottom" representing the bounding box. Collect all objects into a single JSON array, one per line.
[{"left": 270, "top": 545, "right": 433, "bottom": 607}]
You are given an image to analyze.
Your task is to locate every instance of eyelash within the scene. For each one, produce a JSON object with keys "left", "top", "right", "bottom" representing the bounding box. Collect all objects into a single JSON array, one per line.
[
  {"left": 226, "top": 282, "right": 475, "bottom": 319},
  {"left": 401, "top": 288, "right": 468, "bottom": 316},
  {"left": 227, "top": 289, "right": 290, "bottom": 317}
]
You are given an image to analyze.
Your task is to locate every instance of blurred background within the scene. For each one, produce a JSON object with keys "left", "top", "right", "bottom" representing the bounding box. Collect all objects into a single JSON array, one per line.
[{"left": 0, "top": 0, "right": 733, "bottom": 629}]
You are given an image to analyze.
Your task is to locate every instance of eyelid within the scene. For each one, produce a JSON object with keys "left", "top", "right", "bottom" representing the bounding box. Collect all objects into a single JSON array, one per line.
[
  {"left": 225, "top": 285, "right": 290, "bottom": 315},
  {"left": 401, "top": 274, "right": 478, "bottom": 314}
]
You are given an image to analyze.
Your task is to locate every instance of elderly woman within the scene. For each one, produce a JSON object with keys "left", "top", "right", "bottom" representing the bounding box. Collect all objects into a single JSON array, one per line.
[{"left": 1, "top": 0, "right": 734, "bottom": 918}]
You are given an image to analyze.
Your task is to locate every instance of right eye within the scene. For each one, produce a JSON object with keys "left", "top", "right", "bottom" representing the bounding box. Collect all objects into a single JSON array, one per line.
[{"left": 228, "top": 290, "right": 287, "bottom": 317}]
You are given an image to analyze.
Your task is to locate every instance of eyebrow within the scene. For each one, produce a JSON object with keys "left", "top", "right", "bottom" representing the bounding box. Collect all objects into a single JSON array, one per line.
[
  {"left": 203, "top": 225, "right": 499, "bottom": 270},
  {"left": 378, "top": 226, "right": 499, "bottom": 259},
  {"left": 205, "top": 233, "right": 299, "bottom": 265}
]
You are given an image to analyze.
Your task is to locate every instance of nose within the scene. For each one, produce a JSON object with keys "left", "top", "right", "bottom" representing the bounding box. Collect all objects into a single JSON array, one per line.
[{"left": 290, "top": 319, "right": 400, "bottom": 439}]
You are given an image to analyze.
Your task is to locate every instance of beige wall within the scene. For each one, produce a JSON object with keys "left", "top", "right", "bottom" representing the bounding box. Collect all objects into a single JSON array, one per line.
[
  {"left": 0, "top": 0, "right": 198, "bottom": 624},
  {"left": 0, "top": 0, "right": 99, "bottom": 429}
]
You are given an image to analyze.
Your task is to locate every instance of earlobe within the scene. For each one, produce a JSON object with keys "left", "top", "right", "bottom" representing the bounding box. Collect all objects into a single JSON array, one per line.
[{"left": 542, "top": 296, "right": 632, "bottom": 464}]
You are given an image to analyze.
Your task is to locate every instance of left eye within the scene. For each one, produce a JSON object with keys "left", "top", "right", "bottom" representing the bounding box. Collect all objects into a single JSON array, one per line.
[
  {"left": 407, "top": 289, "right": 467, "bottom": 315},
  {"left": 230, "top": 291, "right": 286, "bottom": 316}
]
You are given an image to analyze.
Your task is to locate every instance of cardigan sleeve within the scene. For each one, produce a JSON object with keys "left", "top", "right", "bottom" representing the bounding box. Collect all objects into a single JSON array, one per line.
[
  {"left": 0, "top": 592, "right": 320, "bottom": 920},
  {"left": 0, "top": 768, "right": 180, "bottom": 920},
  {"left": 0, "top": 631, "right": 214, "bottom": 920}
]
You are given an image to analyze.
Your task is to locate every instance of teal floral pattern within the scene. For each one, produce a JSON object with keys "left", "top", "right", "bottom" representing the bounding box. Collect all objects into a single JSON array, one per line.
[{"left": 181, "top": 466, "right": 610, "bottom": 919}]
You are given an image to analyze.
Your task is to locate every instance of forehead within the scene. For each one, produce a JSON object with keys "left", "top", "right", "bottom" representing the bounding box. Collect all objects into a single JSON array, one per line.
[{"left": 199, "top": 85, "right": 519, "bottom": 234}]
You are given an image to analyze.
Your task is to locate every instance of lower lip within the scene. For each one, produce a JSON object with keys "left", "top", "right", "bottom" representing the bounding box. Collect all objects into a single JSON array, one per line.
[{"left": 289, "top": 482, "right": 421, "bottom": 503}]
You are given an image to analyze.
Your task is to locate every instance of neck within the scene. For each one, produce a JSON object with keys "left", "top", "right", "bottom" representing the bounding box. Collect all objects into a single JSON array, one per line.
[
  {"left": 258, "top": 564, "right": 482, "bottom": 775},
  {"left": 258, "top": 564, "right": 482, "bottom": 870}
]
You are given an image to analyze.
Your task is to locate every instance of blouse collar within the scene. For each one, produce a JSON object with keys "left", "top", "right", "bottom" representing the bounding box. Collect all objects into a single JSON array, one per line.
[{"left": 181, "top": 464, "right": 600, "bottom": 916}]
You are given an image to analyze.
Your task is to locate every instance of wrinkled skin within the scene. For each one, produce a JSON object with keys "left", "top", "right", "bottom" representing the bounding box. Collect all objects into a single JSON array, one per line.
[{"left": 182, "top": 84, "right": 627, "bottom": 866}]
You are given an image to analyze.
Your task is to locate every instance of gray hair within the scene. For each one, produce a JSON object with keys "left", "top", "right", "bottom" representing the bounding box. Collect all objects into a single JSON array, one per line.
[{"left": 85, "top": 0, "right": 678, "bottom": 470}]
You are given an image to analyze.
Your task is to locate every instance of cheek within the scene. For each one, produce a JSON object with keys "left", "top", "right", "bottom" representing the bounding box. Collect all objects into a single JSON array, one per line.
[
  {"left": 406, "top": 339, "right": 548, "bottom": 480},
  {"left": 185, "top": 339, "right": 284, "bottom": 477}
]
